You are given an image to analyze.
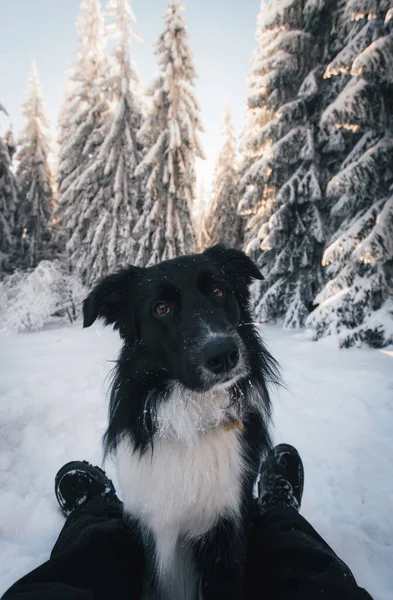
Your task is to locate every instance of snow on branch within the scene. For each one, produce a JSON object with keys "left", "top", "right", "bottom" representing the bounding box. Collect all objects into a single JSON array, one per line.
[
  {"left": 266, "top": 203, "right": 291, "bottom": 237},
  {"left": 238, "top": 185, "right": 260, "bottom": 216},
  {"left": 320, "top": 77, "right": 377, "bottom": 131},
  {"left": 299, "top": 164, "right": 322, "bottom": 203},
  {"left": 355, "top": 194, "right": 393, "bottom": 263},
  {"left": 277, "top": 97, "right": 308, "bottom": 124},
  {"left": 324, "top": 21, "right": 375, "bottom": 78},
  {"left": 271, "top": 125, "right": 314, "bottom": 163},
  {"left": 259, "top": 0, "right": 304, "bottom": 31},
  {"left": 322, "top": 197, "right": 385, "bottom": 265},
  {"left": 240, "top": 149, "right": 272, "bottom": 187},
  {"left": 276, "top": 167, "right": 304, "bottom": 205},
  {"left": 303, "top": 0, "right": 326, "bottom": 25},
  {"left": 241, "top": 118, "right": 283, "bottom": 155},
  {"left": 344, "top": 0, "right": 390, "bottom": 22},
  {"left": 327, "top": 137, "right": 393, "bottom": 199},
  {"left": 340, "top": 130, "right": 381, "bottom": 170},
  {"left": 254, "top": 30, "right": 312, "bottom": 75},
  {"left": 298, "top": 68, "right": 320, "bottom": 97},
  {"left": 352, "top": 35, "right": 393, "bottom": 83}
]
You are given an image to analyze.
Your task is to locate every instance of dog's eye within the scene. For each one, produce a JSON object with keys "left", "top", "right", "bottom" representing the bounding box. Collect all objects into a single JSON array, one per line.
[
  {"left": 212, "top": 286, "right": 225, "bottom": 298},
  {"left": 153, "top": 302, "right": 170, "bottom": 316}
]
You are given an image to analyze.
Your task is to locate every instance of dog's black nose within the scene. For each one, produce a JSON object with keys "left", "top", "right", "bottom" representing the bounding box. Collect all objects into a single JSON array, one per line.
[{"left": 203, "top": 337, "right": 240, "bottom": 374}]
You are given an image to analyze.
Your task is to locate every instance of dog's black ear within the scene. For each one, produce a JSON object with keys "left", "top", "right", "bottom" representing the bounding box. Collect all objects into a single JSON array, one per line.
[
  {"left": 203, "top": 245, "right": 263, "bottom": 285},
  {"left": 83, "top": 267, "right": 140, "bottom": 335}
]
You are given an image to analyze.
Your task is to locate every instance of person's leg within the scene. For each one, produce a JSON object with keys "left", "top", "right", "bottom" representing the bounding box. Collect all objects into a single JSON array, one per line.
[
  {"left": 245, "top": 445, "right": 374, "bottom": 600},
  {"left": 2, "top": 462, "right": 145, "bottom": 600}
]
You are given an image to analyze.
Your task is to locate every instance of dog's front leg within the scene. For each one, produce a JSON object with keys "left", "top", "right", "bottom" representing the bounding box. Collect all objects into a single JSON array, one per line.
[{"left": 194, "top": 517, "right": 247, "bottom": 600}]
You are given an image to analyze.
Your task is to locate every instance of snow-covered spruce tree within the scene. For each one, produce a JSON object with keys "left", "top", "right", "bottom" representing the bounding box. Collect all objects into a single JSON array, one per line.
[
  {"left": 14, "top": 63, "right": 54, "bottom": 271},
  {"left": 202, "top": 106, "right": 242, "bottom": 250},
  {"left": 56, "top": 0, "right": 109, "bottom": 250},
  {"left": 63, "top": 0, "right": 144, "bottom": 285},
  {"left": 133, "top": 1, "right": 204, "bottom": 266},
  {"left": 193, "top": 176, "right": 209, "bottom": 251},
  {"left": 0, "top": 105, "right": 18, "bottom": 278},
  {"left": 239, "top": 0, "right": 329, "bottom": 329},
  {"left": 307, "top": 2, "right": 393, "bottom": 347}
]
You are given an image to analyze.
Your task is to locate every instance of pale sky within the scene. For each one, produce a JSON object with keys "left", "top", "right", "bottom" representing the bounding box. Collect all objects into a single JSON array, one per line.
[{"left": 0, "top": 0, "right": 261, "bottom": 187}]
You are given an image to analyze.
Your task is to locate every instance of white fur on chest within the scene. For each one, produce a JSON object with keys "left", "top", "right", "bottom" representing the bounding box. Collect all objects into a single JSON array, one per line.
[{"left": 115, "top": 386, "right": 246, "bottom": 576}]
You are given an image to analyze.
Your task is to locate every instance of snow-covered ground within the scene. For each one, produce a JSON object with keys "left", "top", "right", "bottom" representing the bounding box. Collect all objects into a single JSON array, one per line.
[{"left": 0, "top": 323, "right": 392, "bottom": 599}]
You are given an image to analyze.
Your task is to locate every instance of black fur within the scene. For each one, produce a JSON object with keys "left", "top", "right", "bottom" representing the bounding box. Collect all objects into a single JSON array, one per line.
[{"left": 83, "top": 245, "right": 280, "bottom": 599}]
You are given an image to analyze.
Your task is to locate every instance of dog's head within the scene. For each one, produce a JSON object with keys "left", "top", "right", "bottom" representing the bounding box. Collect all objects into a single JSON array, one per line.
[{"left": 83, "top": 245, "right": 263, "bottom": 392}]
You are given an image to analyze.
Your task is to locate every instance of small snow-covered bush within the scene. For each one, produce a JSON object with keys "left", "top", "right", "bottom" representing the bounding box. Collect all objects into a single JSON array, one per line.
[{"left": 0, "top": 260, "right": 86, "bottom": 334}]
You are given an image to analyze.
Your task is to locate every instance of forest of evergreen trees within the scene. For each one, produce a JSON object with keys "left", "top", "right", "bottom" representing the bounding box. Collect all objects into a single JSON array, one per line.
[{"left": 0, "top": 0, "right": 392, "bottom": 347}]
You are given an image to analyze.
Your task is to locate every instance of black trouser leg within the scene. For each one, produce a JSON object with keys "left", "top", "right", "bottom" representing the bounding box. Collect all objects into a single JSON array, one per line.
[
  {"left": 2, "top": 499, "right": 145, "bottom": 600},
  {"left": 245, "top": 506, "right": 374, "bottom": 600},
  {"left": 194, "top": 516, "right": 248, "bottom": 600}
]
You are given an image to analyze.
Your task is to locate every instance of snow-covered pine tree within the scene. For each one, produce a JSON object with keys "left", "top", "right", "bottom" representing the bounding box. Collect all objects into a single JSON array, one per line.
[
  {"left": 307, "top": 1, "right": 393, "bottom": 347},
  {"left": 63, "top": 0, "right": 144, "bottom": 285},
  {"left": 14, "top": 63, "right": 54, "bottom": 271},
  {"left": 202, "top": 105, "right": 242, "bottom": 250},
  {"left": 239, "top": 0, "right": 329, "bottom": 329},
  {"left": 0, "top": 105, "right": 18, "bottom": 279},
  {"left": 134, "top": 1, "right": 204, "bottom": 266},
  {"left": 193, "top": 176, "right": 209, "bottom": 251},
  {"left": 56, "top": 0, "right": 109, "bottom": 251}
]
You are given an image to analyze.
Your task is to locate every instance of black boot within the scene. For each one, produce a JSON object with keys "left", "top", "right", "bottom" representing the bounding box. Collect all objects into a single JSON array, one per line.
[
  {"left": 258, "top": 444, "right": 304, "bottom": 513},
  {"left": 55, "top": 460, "right": 119, "bottom": 516}
]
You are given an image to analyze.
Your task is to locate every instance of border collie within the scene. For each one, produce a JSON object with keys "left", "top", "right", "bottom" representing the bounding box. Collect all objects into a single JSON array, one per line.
[{"left": 83, "top": 245, "right": 279, "bottom": 600}]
